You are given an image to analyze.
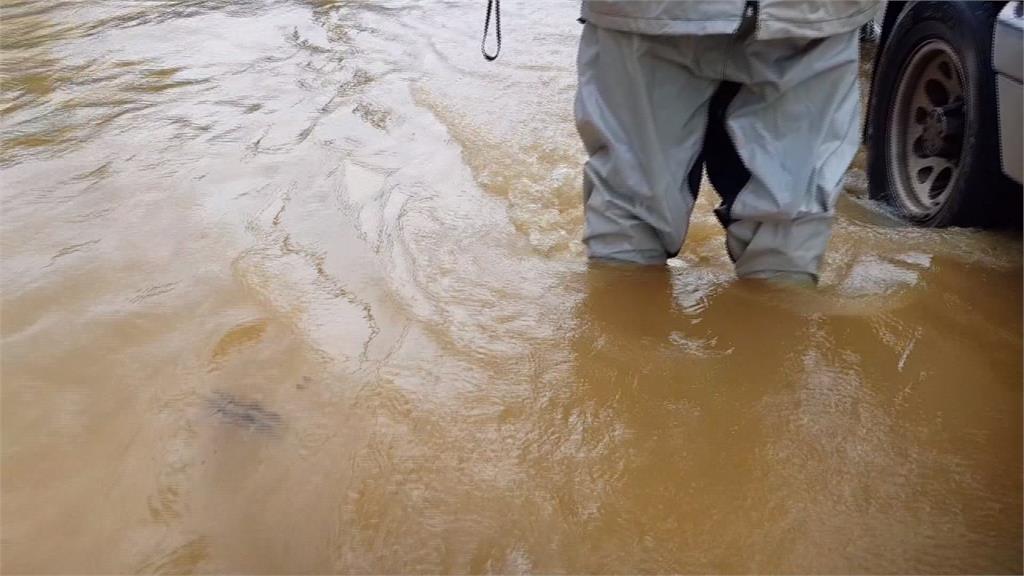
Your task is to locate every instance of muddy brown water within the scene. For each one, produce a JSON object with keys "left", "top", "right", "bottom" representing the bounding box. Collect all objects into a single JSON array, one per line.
[{"left": 1, "top": 1, "right": 1021, "bottom": 573}]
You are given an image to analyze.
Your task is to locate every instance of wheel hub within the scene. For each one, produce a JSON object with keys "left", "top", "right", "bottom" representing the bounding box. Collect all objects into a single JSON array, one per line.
[
  {"left": 921, "top": 102, "right": 963, "bottom": 157},
  {"left": 921, "top": 108, "right": 947, "bottom": 156}
]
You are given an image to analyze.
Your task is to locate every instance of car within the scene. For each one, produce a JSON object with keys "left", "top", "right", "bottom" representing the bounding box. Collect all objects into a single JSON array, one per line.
[{"left": 865, "top": 1, "right": 1022, "bottom": 227}]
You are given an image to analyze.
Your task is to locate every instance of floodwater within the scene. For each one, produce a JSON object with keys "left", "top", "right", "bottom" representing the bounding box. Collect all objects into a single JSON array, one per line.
[{"left": 1, "top": 1, "right": 1021, "bottom": 573}]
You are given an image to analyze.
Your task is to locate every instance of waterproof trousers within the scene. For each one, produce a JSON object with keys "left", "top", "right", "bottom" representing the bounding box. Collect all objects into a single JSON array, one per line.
[{"left": 575, "top": 23, "right": 861, "bottom": 279}]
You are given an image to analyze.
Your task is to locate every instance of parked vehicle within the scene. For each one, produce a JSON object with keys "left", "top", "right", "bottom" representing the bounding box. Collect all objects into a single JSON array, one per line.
[{"left": 865, "top": 1, "right": 1022, "bottom": 226}]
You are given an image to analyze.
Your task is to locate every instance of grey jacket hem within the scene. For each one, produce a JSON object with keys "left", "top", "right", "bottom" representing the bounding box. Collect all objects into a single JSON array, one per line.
[{"left": 580, "top": 3, "right": 878, "bottom": 40}]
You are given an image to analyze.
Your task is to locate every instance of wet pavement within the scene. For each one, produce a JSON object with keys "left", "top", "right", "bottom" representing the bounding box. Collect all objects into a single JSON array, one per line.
[{"left": 1, "top": 1, "right": 1021, "bottom": 573}]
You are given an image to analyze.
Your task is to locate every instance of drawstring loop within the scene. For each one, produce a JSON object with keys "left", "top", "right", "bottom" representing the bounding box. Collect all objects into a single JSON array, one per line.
[{"left": 481, "top": 0, "right": 501, "bottom": 61}]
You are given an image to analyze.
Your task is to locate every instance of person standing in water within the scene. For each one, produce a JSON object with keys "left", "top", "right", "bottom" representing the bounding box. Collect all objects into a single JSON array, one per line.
[{"left": 574, "top": 1, "right": 879, "bottom": 284}]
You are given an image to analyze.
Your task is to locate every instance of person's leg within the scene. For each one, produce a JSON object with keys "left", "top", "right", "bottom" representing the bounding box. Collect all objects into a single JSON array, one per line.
[
  {"left": 574, "top": 24, "right": 719, "bottom": 264},
  {"left": 711, "top": 30, "right": 861, "bottom": 281},
  {"left": 701, "top": 80, "right": 747, "bottom": 227},
  {"left": 700, "top": 81, "right": 817, "bottom": 286}
]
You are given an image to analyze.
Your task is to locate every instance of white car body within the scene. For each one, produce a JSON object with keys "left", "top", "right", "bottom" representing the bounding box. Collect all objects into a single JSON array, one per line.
[{"left": 994, "top": 2, "right": 1023, "bottom": 184}]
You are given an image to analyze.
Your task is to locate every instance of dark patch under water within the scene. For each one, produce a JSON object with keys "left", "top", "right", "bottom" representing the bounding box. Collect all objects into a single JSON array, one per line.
[{"left": 208, "top": 391, "right": 282, "bottom": 433}]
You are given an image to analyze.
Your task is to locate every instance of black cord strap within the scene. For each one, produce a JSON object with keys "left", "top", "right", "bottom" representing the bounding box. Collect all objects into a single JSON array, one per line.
[{"left": 481, "top": 0, "right": 501, "bottom": 61}]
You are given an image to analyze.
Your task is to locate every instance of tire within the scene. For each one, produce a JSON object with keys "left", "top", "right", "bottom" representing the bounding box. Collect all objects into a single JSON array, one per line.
[{"left": 868, "top": 1, "right": 1003, "bottom": 227}]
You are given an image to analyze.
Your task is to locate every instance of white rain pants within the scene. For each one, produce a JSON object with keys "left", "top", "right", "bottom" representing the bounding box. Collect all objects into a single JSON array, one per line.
[{"left": 575, "top": 23, "right": 862, "bottom": 279}]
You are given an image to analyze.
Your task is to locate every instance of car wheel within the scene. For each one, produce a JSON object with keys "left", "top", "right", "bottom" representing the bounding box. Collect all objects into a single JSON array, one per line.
[{"left": 868, "top": 2, "right": 1003, "bottom": 226}]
